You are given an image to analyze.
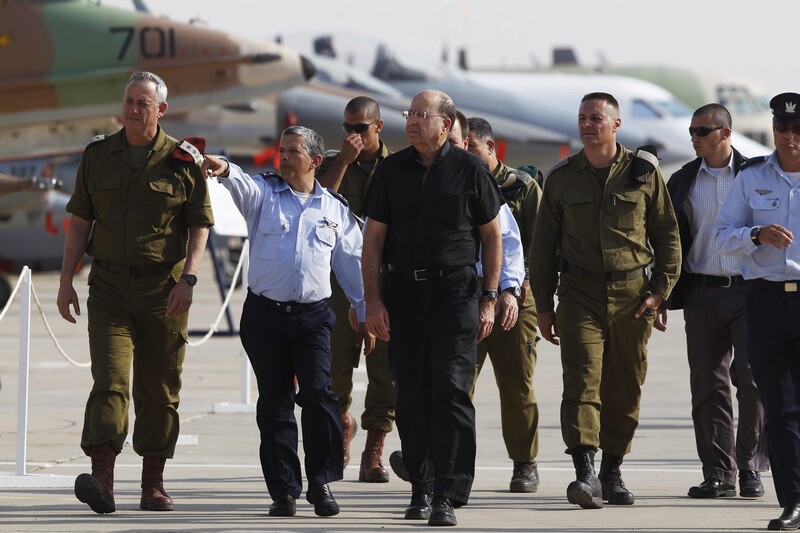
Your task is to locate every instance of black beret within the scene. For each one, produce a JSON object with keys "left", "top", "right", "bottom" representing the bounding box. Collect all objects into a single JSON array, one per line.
[{"left": 770, "top": 93, "right": 800, "bottom": 121}]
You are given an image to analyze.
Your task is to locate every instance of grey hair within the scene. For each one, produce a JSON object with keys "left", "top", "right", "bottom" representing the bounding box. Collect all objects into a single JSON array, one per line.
[
  {"left": 282, "top": 125, "right": 325, "bottom": 156},
  {"left": 127, "top": 71, "right": 168, "bottom": 104}
]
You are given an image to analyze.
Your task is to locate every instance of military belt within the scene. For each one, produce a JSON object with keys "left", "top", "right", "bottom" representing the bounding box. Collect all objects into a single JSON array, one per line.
[
  {"left": 564, "top": 265, "right": 646, "bottom": 282},
  {"left": 94, "top": 259, "right": 173, "bottom": 277},
  {"left": 249, "top": 289, "right": 325, "bottom": 313},
  {"left": 687, "top": 274, "right": 744, "bottom": 289},
  {"left": 387, "top": 264, "right": 471, "bottom": 282},
  {"left": 749, "top": 278, "right": 800, "bottom": 293}
]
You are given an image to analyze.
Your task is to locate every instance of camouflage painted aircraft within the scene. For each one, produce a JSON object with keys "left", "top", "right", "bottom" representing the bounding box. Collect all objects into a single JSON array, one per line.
[{"left": 0, "top": 0, "right": 315, "bottom": 304}]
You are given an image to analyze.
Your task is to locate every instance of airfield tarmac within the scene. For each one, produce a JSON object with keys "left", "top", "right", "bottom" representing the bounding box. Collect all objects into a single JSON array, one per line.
[{"left": 0, "top": 258, "right": 780, "bottom": 532}]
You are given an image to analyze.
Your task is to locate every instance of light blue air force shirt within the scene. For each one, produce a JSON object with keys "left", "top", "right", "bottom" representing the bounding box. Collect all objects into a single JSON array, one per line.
[
  {"left": 714, "top": 151, "right": 800, "bottom": 281},
  {"left": 219, "top": 163, "right": 366, "bottom": 321},
  {"left": 476, "top": 203, "right": 525, "bottom": 290}
]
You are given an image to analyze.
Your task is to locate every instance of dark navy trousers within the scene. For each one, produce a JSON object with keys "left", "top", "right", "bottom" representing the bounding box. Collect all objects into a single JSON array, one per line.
[
  {"left": 746, "top": 281, "right": 800, "bottom": 506},
  {"left": 239, "top": 290, "right": 344, "bottom": 500}
]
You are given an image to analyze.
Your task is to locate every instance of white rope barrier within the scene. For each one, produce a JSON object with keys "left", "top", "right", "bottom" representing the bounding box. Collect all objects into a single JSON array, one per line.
[
  {"left": 187, "top": 241, "right": 248, "bottom": 347},
  {"left": 29, "top": 282, "right": 90, "bottom": 368},
  {"left": 0, "top": 268, "right": 27, "bottom": 323}
]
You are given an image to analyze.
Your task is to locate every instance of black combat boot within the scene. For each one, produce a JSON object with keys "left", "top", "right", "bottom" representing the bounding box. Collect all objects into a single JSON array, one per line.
[
  {"left": 566, "top": 446, "right": 603, "bottom": 509},
  {"left": 599, "top": 453, "right": 635, "bottom": 505}
]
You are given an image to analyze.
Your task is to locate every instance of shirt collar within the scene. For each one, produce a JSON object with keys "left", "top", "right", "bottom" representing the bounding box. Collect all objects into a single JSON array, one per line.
[{"left": 699, "top": 152, "right": 734, "bottom": 176}]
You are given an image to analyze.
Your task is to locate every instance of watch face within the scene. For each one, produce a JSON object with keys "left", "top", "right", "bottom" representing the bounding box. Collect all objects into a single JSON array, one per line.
[{"left": 181, "top": 274, "right": 198, "bottom": 286}]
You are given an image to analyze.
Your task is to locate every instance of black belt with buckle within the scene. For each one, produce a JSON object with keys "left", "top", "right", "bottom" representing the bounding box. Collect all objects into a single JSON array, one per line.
[
  {"left": 688, "top": 274, "right": 744, "bottom": 289},
  {"left": 387, "top": 264, "right": 471, "bottom": 282},
  {"left": 564, "top": 265, "right": 646, "bottom": 282},
  {"left": 249, "top": 290, "right": 325, "bottom": 313},
  {"left": 749, "top": 279, "right": 800, "bottom": 293},
  {"left": 94, "top": 259, "right": 173, "bottom": 277}
]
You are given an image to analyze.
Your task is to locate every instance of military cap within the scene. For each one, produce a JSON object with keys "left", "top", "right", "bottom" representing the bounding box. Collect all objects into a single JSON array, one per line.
[{"left": 770, "top": 92, "right": 800, "bottom": 122}]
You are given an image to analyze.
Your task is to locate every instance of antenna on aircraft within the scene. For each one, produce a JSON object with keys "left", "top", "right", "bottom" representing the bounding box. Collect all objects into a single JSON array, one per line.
[
  {"left": 131, "top": 0, "right": 150, "bottom": 13},
  {"left": 552, "top": 47, "right": 579, "bottom": 67}
]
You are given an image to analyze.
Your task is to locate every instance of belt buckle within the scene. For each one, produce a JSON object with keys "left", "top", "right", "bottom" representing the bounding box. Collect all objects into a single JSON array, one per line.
[
  {"left": 720, "top": 276, "right": 732, "bottom": 288},
  {"left": 413, "top": 269, "right": 426, "bottom": 282},
  {"left": 786, "top": 282, "right": 798, "bottom": 293}
]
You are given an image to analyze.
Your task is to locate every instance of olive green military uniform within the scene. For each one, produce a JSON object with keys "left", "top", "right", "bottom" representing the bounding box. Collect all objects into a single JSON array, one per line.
[
  {"left": 530, "top": 144, "right": 680, "bottom": 456},
  {"left": 316, "top": 141, "right": 395, "bottom": 432},
  {"left": 67, "top": 126, "right": 214, "bottom": 458},
  {"left": 475, "top": 162, "right": 542, "bottom": 461}
]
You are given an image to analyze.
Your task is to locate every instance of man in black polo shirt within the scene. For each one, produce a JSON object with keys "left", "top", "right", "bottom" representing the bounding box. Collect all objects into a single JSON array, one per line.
[{"left": 363, "top": 89, "right": 503, "bottom": 527}]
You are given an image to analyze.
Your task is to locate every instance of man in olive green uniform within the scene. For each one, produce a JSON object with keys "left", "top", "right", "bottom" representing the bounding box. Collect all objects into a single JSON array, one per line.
[
  {"left": 316, "top": 96, "right": 395, "bottom": 482},
  {"left": 57, "top": 71, "right": 214, "bottom": 515},
  {"left": 530, "top": 92, "right": 680, "bottom": 509},
  {"left": 466, "top": 116, "right": 543, "bottom": 493}
]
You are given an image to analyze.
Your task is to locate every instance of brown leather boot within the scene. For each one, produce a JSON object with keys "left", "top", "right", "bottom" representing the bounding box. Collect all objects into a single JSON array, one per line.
[
  {"left": 342, "top": 412, "right": 357, "bottom": 468},
  {"left": 359, "top": 430, "right": 389, "bottom": 482},
  {"left": 140, "top": 456, "right": 174, "bottom": 511},
  {"left": 74, "top": 443, "right": 116, "bottom": 514}
]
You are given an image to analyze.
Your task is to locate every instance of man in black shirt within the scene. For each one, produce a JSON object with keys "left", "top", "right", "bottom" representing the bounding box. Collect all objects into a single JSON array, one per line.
[{"left": 363, "top": 89, "right": 502, "bottom": 527}]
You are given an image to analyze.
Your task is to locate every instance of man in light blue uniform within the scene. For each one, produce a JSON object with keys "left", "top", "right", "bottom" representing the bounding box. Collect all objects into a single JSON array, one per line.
[
  {"left": 205, "top": 126, "right": 373, "bottom": 519},
  {"left": 715, "top": 92, "right": 800, "bottom": 531}
]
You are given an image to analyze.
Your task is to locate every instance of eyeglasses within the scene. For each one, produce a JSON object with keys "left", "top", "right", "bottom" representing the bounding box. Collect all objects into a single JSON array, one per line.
[
  {"left": 689, "top": 126, "right": 724, "bottom": 137},
  {"left": 402, "top": 110, "right": 444, "bottom": 120},
  {"left": 774, "top": 123, "right": 800, "bottom": 135},
  {"left": 341, "top": 119, "right": 378, "bottom": 134}
]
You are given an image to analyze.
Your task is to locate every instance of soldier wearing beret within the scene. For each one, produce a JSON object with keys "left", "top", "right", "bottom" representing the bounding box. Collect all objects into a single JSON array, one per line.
[
  {"left": 57, "top": 71, "right": 214, "bottom": 515},
  {"left": 531, "top": 92, "right": 681, "bottom": 509},
  {"left": 715, "top": 92, "right": 800, "bottom": 530}
]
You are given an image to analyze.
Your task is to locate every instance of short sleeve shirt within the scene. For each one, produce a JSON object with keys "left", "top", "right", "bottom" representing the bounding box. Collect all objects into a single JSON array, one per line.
[{"left": 366, "top": 141, "right": 502, "bottom": 269}]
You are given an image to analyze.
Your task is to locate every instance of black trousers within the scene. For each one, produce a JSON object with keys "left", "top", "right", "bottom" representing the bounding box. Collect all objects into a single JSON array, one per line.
[
  {"left": 746, "top": 282, "right": 800, "bottom": 506},
  {"left": 239, "top": 291, "right": 343, "bottom": 500},
  {"left": 384, "top": 267, "right": 480, "bottom": 504}
]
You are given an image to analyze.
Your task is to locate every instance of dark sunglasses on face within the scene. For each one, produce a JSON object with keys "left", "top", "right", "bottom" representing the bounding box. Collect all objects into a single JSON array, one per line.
[
  {"left": 689, "top": 126, "right": 724, "bottom": 137},
  {"left": 341, "top": 119, "right": 378, "bottom": 134},
  {"left": 774, "top": 123, "right": 800, "bottom": 135}
]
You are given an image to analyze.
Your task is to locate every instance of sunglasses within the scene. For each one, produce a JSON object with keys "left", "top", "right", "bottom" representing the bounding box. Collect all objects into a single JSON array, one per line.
[
  {"left": 341, "top": 119, "right": 378, "bottom": 134},
  {"left": 688, "top": 126, "right": 724, "bottom": 137},
  {"left": 774, "top": 123, "right": 800, "bottom": 135}
]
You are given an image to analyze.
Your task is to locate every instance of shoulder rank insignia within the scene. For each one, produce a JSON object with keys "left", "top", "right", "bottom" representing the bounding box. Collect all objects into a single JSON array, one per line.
[
  {"left": 85, "top": 134, "right": 108, "bottom": 146},
  {"left": 167, "top": 137, "right": 206, "bottom": 171},
  {"left": 739, "top": 155, "right": 767, "bottom": 171},
  {"left": 629, "top": 145, "right": 659, "bottom": 188}
]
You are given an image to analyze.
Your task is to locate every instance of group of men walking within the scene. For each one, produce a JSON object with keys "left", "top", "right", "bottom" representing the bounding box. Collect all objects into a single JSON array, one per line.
[{"left": 57, "top": 69, "right": 800, "bottom": 531}]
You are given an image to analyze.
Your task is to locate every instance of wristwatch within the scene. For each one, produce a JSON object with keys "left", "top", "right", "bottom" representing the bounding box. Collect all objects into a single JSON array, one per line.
[
  {"left": 481, "top": 289, "right": 499, "bottom": 300},
  {"left": 180, "top": 273, "right": 198, "bottom": 286},
  {"left": 750, "top": 226, "right": 762, "bottom": 246},
  {"left": 502, "top": 286, "right": 522, "bottom": 298}
]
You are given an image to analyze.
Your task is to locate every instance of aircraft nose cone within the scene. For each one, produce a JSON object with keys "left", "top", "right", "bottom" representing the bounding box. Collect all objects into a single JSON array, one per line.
[{"left": 301, "top": 55, "right": 316, "bottom": 81}]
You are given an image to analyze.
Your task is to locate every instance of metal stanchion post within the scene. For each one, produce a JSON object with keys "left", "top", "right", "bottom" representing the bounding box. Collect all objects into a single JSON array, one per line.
[{"left": 15, "top": 266, "right": 31, "bottom": 476}]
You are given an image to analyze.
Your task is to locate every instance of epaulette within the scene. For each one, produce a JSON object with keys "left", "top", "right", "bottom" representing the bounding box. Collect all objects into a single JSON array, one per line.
[
  {"left": 547, "top": 155, "right": 574, "bottom": 178},
  {"left": 167, "top": 137, "right": 206, "bottom": 171},
  {"left": 629, "top": 145, "right": 659, "bottom": 188},
  {"left": 257, "top": 171, "right": 283, "bottom": 182},
  {"left": 85, "top": 134, "right": 108, "bottom": 147},
  {"left": 326, "top": 188, "right": 350, "bottom": 208},
  {"left": 739, "top": 155, "right": 767, "bottom": 171}
]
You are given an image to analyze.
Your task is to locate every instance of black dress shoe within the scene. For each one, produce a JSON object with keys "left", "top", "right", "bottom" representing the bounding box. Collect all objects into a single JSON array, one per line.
[
  {"left": 428, "top": 495, "right": 457, "bottom": 527},
  {"left": 768, "top": 503, "right": 800, "bottom": 530},
  {"left": 268, "top": 495, "right": 296, "bottom": 517},
  {"left": 687, "top": 478, "right": 736, "bottom": 498},
  {"left": 739, "top": 470, "right": 765, "bottom": 498},
  {"left": 404, "top": 491, "right": 432, "bottom": 520},
  {"left": 306, "top": 483, "right": 340, "bottom": 516}
]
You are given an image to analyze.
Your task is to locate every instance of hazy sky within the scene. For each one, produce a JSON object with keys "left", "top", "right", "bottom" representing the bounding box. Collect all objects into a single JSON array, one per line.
[{"left": 106, "top": 0, "right": 797, "bottom": 97}]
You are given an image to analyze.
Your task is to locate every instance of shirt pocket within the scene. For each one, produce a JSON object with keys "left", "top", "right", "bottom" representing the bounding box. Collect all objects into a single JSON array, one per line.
[
  {"left": 149, "top": 176, "right": 186, "bottom": 206},
  {"left": 312, "top": 225, "right": 336, "bottom": 267},
  {"left": 562, "top": 192, "right": 594, "bottom": 234},
  {"left": 610, "top": 190, "right": 645, "bottom": 232},
  {"left": 257, "top": 216, "right": 290, "bottom": 259},
  {"left": 749, "top": 196, "right": 780, "bottom": 228}
]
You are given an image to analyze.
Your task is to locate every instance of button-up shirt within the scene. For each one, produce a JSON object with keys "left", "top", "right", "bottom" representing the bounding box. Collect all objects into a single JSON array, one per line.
[
  {"left": 684, "top": 155, "right": 742, "bottom": 276},
  {"left": 476, "top": 203, "right": 524, "bottom": 290},
  {"left": 220, "top": 164, "right": 366, "bottom": 321},
  {"left": 714, "top": 151, "right": 800, "bottom": 281}
]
